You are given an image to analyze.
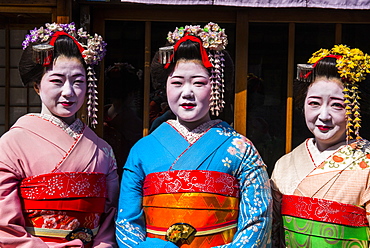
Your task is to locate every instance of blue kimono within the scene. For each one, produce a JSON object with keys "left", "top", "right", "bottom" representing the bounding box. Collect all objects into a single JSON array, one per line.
[{"left": 115, "top": 119, "right": 272, "bottom": 247}]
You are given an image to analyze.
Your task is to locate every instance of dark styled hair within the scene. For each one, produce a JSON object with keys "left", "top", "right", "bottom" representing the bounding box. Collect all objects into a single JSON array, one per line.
[
  {"left": 173, "top": 40, "right": 203, "bottom": 64},
  {"left": 294, "top": 56, "right": 370, "bottom": 114},
  {"left": 294, "top": 57, "right": 340, "bottom": 110},
  {"left": 18, "top": 35, "right": 86, "bottom": 86},
  {"left": 151, "top": 39, "right": 234, "bottom": 90}
]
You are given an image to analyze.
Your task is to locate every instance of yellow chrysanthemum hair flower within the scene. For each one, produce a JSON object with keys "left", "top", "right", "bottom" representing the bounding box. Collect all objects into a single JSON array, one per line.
[{"left": 301, "top": 44, "right": 370, "bottom": 141}]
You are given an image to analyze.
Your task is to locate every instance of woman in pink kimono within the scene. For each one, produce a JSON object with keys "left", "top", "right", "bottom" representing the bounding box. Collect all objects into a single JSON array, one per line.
[
  {"left": 0, "top": 22, "right": 119, "bottom": 247},
  {"left": 271, "top": 45, "right": 370, "bottom": 247}
]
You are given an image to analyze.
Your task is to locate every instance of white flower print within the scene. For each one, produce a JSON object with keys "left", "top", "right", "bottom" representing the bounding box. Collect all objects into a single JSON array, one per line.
[
  {"left": 241, "top": 236, "right": 250, "bottom": 244},
  {"left": 67, "top": 219, "right": 80, "bottom": 230},
  {"left": 232, "top": 137, "right": 247, "bottom": 154},
  {"left": 70, "top": 179, "right": 90, "bottom": 195},
  {"left": 254, "top": 197, "right": 263, "bottom": 207},
  {"left": 42, "top": 217, "right": 57, "bottom": 229},
  {"left": 249, "top": 207, "right": 258, "bottom": 215},
  {"left": 222, "top": 157, "right": 232, "bottom": 167},
  {"left": 227, "top": 146, "right": 237, "bottom": 155}
]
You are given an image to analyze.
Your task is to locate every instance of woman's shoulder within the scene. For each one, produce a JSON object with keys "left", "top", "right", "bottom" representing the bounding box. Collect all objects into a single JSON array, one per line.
[
  {"left": 0, "top": 128, "right": 23, "bottom": 146},
  {"left": 273, "top": 139, "right": 308, "bottom": 169},
  {"left": 0, "top": 117, "right": 34, "bottom": 144},
  {"left": 129, "top": 129, "right": 161, "bottom": 151}
]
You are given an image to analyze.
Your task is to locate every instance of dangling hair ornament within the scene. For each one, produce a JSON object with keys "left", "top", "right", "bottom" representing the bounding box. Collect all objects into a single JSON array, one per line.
[
  {"left": 298, "top": 44, "right": 370, "bottom": 141},
  {"left": 22, "top": 22, "right": 107, "bottom": 128},
  {"left": 160, "top": 22, "right": 228, "bottom": 116}
]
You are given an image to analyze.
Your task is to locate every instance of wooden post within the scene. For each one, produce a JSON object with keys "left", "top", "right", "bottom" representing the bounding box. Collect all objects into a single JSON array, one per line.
[
  {"left": 234, "top": 11, "right": 248, "bottom": 136},
  {"left": 285, "top": 23, "right": 295, "bottom": 153}
]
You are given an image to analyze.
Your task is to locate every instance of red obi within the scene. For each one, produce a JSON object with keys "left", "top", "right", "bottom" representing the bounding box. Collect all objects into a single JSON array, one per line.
[
  {"left": 143, "top": 170, "right": 240, "bottom": 247},
  {"left": 20, "top": 172, "right": 107, "bottom": 245},
  {"left": 282, "top": 195, "right": 369, "bottom": 226}
]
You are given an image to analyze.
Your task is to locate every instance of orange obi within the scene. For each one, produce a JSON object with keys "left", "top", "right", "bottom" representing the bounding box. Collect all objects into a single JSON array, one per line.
[
  {"left": 20, "top": 172, "right": 107, "bottom": 246},
  {"left": 143, "top": 170, "right": 240, "bottom": 247}
]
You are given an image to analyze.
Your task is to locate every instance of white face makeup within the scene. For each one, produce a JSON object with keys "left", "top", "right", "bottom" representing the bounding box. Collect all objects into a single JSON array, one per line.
[
  {"left": 166, "top": 61, "right": 211, "bottom": 130},
  {"left": 304, "top": 78, "right": 347, "bottom": 151},
  {"left": 38, "top": 56, "right": 87, "bottom": 125}
]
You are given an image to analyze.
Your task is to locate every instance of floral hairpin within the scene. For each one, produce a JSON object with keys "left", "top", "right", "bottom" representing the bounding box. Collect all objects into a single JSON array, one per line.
[
  {"left": 298, "top": 44, "right": 370, "bottom": 141},
  {"left": 22, "top": 22, "right": 107, "bottom": 128},
  {"left": 167, "top": 22, "right": 228, "bottom": 51},
  {"left": 163, "top": 22, "right": 228, "bottom": 116}
]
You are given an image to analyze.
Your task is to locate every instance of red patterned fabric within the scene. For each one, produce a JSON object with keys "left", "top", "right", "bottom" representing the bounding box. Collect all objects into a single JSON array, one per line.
[
  {"left": 143, "top": 170, "right": 240, "bottom": 197},
  {"left": 21, "top": 172, "right": 107, "bottom": 200},
  {"left": 143, "top": 170, "right": 240, "bottom": 247},
  {"left": 20, "top": 172, "right": 107, "bottom": 243},
  {"left": 282, "top": 194, "right": 368, "bottom": 227}
]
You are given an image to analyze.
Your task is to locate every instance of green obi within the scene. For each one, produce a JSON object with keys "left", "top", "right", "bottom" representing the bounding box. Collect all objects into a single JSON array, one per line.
[
  {"left": 282, "top": 195, "right": 370, "bottom": 248},
  {"left": 283, "top": 215, "right": 370, "bottom": 247}
]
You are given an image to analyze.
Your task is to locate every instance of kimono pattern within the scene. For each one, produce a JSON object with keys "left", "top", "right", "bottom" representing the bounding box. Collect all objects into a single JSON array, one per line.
[
  {"left": 271, "top": 138, "right": 370, "bottom": 247},
  {"left": 115, "top": 119, "right": 272, "bottom": 248},
  {"left": 0, "top": 114, "right": 119, "bottom": 248}
]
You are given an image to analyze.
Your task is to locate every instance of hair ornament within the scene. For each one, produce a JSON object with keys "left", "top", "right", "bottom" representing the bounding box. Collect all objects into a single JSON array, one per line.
[
  {"left": 298, "top": 44, "right": 370, "bottom": 141},
  {"left": 296, "top": 64, "right": 313, "bottom": 83},
  {"left": 32, "top": 44, "right": 54, "bottom": 66},
  {"left": 159, "top": 46, "right": 175, "bottom": 65},
  {"left": 22, "top": 22, "right": 107, "bottom": 128},
  {"left": 161, "top": 22, "right": 228, "bottom": 116}
]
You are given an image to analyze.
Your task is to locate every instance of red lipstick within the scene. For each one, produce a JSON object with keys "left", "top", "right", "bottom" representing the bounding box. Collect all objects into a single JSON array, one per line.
[
  {"left": 317, "top": 125, "right": 331, "bottom": 131},
  {"left": 61, "top": 102, "right": 74, "bottom": 107},
  {"left": 181, "top": 103, "right": 195, "bottom": 109}
]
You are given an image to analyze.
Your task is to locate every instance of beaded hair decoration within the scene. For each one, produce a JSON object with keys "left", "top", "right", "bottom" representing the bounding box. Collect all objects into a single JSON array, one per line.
[
  {"left": 22, "top": 22, "right": 107, "bottom": 128},
  {"left": 159, "top": 22, "right": 228, "bottom": 116},
  {"left": 297, "top": 44, "right": 370, "bottom": 141}
]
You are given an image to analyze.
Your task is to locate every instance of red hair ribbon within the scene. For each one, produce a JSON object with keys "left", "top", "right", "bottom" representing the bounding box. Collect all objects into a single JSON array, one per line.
[
  {"left": 303, "top": 54, "right": 343, "bottom": 79},
  {"left": 42, "top": 31, "right": 86, "bottom": 67},
  {"left": 164, "top": 35, "right": 213, "bottom": 69}
]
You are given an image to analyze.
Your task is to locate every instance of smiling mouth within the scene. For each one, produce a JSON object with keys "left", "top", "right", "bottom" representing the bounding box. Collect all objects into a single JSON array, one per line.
[{"left": 317, "top": 125, "right": 332, "bottom": 131}]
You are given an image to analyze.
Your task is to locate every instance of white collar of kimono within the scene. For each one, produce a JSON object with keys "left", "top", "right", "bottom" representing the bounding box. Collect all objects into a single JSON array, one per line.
[
  {"left": 307, "top": 138, "right": 347, "bottom": 167},
  {"left": 167, "top": 119, "right": 222, "bottom": 144},
  {"left": 28, "top": 113, "right": 84, "bottom": 140}
]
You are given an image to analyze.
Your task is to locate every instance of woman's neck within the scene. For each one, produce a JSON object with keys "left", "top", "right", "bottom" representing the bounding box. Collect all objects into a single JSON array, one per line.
[{"left": 176, "top": 115, "right": 211, "bottom": 131}]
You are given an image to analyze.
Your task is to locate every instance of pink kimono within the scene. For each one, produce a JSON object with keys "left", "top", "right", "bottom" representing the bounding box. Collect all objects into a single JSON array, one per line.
[{"left": 0, "top": 114, "right": 119, "bottom": 248}]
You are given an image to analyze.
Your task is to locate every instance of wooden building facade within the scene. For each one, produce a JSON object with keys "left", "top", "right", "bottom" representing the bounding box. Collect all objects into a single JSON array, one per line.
[{"left": 1, "top": 0, "right": 370, "bottom": 170}]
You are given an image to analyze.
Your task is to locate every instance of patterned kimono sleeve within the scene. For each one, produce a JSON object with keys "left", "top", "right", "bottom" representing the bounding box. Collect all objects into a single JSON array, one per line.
[
  {"left": 360, "top": 145, "right": 370, "bottom": 225},
  {"left": 270, "top": 181, "right": 284, "bottom": 248},
  {"left": 93, "top": 145, "right": 120, "bottom": 248},
  {"left": 115, "top": 145, "right": 177, "bottom": 248},
  {"left": 0, "top": 132, "right": 83, "bottom": 247},
  {"left": 216, "top": 140, "right": 272, "bottom": 248}
]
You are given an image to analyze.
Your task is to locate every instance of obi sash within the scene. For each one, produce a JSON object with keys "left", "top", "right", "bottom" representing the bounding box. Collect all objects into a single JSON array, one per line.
[
  {"left": 20, "top": 172, "right": 107, "bottom": 245},
  {"left": 143, "top": 170, "right": 240, "bottom": 247},
  {"left": 282, "top": 195, "right": 370, "bottom": 248}
]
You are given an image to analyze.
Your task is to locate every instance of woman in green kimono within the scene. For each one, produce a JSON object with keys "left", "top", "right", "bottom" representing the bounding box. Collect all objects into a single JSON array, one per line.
[{"left": 271, "top": 45, "right": 370, "bottom": 247}]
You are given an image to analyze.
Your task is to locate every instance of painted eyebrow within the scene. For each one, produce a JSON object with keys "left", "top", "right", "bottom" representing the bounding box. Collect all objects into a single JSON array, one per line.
[
  {"left": 306, "top": 96, "right": 320, "bottom": 99},
  {"left": 192, "top": 75, "right": 208, "bottom": 79},
  {"left": 170, "top": 75, "right": 208, "bottom": 79},
  {"left": 49, "top": 73, "right": 86, "bottom": 77},
  {"left": 49, "top": 73, "right": 65, "bottom": 77},
  {"left": 307, "top": 96, "right": 344, "bottom": 101},
  {"left": 330, "top": 96, "right": 345, "bottom": 101}
]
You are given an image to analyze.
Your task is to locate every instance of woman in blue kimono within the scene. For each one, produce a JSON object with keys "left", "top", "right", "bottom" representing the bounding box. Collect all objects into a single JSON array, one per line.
[{"left": 115, "top": 22, "right": 272, "bottom": 248}]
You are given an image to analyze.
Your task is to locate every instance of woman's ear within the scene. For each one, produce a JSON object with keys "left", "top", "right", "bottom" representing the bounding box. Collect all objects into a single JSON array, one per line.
[{"left": 33, "top": 82, "right": 40, "bottom": 95}]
